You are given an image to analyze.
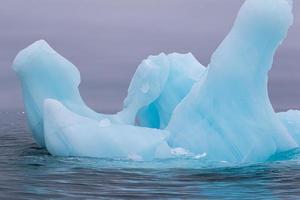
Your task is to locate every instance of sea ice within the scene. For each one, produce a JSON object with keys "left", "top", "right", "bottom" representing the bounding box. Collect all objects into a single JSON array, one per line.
[
  {"left": 12, "top": 40, "right": 202, "bottom": 148},
  {"left": 167, "top": 0, "right": 297, "bottom": 163},
  {"left": 12, "top": 41, "right": 133, "bottom": 147},
  {"left": 12, "top": 40, "right": 101, "bottom": 147},
  {"left": 13, "top": 0, "right": 300, "bottom": 164},
  {"left": 44, "top": 99, "right": 171, "bottom": 160},
  {"left": 278, "top": 110, "right": 300, "bottom": 146},
  {"left": 125, "top": 52, "right": 205, "bottom": 129}
]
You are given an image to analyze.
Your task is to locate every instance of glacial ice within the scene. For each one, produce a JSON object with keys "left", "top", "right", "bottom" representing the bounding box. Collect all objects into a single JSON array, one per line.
[
  {"left": 12, "top": 40, "right": 100, "bottom": 147},
  {"left": 125, "top": 52, "right": 206, "bottom": 129},
  {"left": 167, "top": 0, "right": 297, "bottom": 163},
  {"left": 278, "top": 110, "right": 300, "bottom": 146},
  {"left": 13, "top": 0, "right": 300, "bottom": 164},
  {"left": 43, "top": 99, "right": 171, "bottom": 160},
  {"left": 12, "top": 41, "right": 182, "bottom": 147}
]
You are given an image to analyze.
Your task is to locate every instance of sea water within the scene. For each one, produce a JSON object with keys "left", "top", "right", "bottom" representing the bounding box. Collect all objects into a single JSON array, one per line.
[{"left": 1, "top": 112, "right": 300, "bottom": 199}]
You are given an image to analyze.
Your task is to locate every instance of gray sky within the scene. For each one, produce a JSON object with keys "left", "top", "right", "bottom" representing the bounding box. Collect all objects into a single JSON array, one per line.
[{"left": 0, "top": 0, "right": 299, "bottom": 113}]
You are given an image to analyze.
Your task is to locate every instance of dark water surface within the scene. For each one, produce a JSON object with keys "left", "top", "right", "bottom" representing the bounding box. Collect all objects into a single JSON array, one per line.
[{"left": 1, "top": 112, "right": 300, "bottom": 199}]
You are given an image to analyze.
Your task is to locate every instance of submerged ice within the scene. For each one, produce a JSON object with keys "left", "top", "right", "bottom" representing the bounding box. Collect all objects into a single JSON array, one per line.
[{"left": 12, "top": 0, "right": 300, "bottom": 164}]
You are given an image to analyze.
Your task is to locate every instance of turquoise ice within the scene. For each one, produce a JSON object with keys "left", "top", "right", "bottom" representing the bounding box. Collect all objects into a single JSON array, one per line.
[
  {"left": 44, "top": 99, "right": 171, "bottom": 160},
  {"left": 12, "top": 41, "right": 100, "bottom": 147},
  {"left": 12, "top": 41, "right": 124, "bottom": 147},
  {"left": 278, "top": 110, "right": 300, "bottom": 146},
  {"left": 167, "top": 0, "right": 297, "bottom": 163},
  {"left": 125, "top": 52, "right": 205, "bottom": 129},
  {"left": 13, "top": 0, "right": 300, "bottom": 164},
  {"left": 12, "top": 41, "right": 189, "bottom": 148},
  {"left": 12, "top": 41, "right": 191, "bottom": 159}
]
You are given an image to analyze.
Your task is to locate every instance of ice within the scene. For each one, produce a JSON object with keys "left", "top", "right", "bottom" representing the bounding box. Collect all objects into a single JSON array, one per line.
[
  {"left": 128, "top": 154, "right": 143, "bottom": 161},
  {"left": 140, "top": 83, "right": 150, "bottom": 94},
  {"left": 44, "top": 99, "right": 171, "bottom": 160},
  {"left": 131, "top": 53, "right": 205, "bottom": 129},
  {"left": 167, "top": 0, "right": 297, "bottom": 163},
  {"left": 122, "top": 53, "right": 170, "bottom": 125},
  {"left": 12, "top": 41, "right": 172, "bottom": 147},
  {"left": 194, "top": 153, "right": 207, "bottom": 159},
  {"left": 99, "top": 118, "right": 112, "bottom": 128},
  {"left": 12, "top": 40, "right": 100, "bottom": 147},
  {"left": 278, "top": 110, "right": 300, "bottom": 145},
  {"left": 170, "top": 147, "right": 191, "bottom": 156},
  {"left": 12, "top": 0, "right": 300, "bottom": 164},
  {"left": 12, "top": 41, "right": 131, "bottom": 147}
]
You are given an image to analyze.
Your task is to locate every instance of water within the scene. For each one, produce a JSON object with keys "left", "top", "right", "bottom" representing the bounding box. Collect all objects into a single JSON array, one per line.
[{"left": 1, "top": 112, "right": 300, "bottom": 199}]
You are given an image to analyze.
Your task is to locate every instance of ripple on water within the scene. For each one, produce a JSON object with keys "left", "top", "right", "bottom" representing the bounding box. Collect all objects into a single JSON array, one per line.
[{"left": 1, "top": 112, "right": 300, "bottom": 199}]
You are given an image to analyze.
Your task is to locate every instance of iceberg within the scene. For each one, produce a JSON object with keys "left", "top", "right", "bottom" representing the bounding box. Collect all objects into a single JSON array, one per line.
[
  {"left": 12, "top": 41, "right": 103, "bottom": 147},
  {"left": 167, "top": 0, "right": 297, "bottom": 163},
  {"left": 12, "top": 40, "right": 204, "bottom": 149},
  {"left": 12, "top": 0, "right": 300, "bottom": 164},
  {"left": 125, "top": 52, "right": 206, "bottom": 129},
  {"left": 11, "top": 41, "right": 183, "bottom": 147},
  {"left": 43, "top": 99, "right": 171, "bottom": 160},
  {"left": 278, "top": 110, "right": 300, "bottom": 146}
]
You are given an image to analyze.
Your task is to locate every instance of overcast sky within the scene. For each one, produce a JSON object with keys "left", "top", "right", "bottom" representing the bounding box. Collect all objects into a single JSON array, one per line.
[{"left": 0, "top": 0, "right": 299, "bottom": 112}]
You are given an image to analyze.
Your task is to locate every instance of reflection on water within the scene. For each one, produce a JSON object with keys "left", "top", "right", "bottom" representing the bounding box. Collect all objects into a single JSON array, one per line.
[{"left": 1, "top": 112, "right": 300, "bottom": 199}]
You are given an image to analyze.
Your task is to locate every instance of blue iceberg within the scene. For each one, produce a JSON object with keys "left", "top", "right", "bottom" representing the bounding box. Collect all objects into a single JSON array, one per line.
[
  {"left": 44, "top": 99, "right": 171, "bottom": 160},
  {"left": 167, "top": 0, "right": 297, "bottom": 163},
  {"left": 125, "top": 52, "right": 206, "bottom": 129},
  {"left": 12, "top": 0, "right": 300, "bottom": 164}
]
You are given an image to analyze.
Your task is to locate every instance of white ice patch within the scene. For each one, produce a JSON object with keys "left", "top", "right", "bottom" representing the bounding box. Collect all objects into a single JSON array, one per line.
[
  {"left": 128, "top": 154, "right": 143, "bottom": 161},
  {"left": 140, "top": 83, "right": 150, "bottom": 94},
  {"left": 171, "top": 147, "right": 191, "bottom": 156},
  {"left": 99, "top": 118, "right": 111, "bottom": 127},
  {"left": 194, "top": 152, "right": 207, "bottom": 159}
]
